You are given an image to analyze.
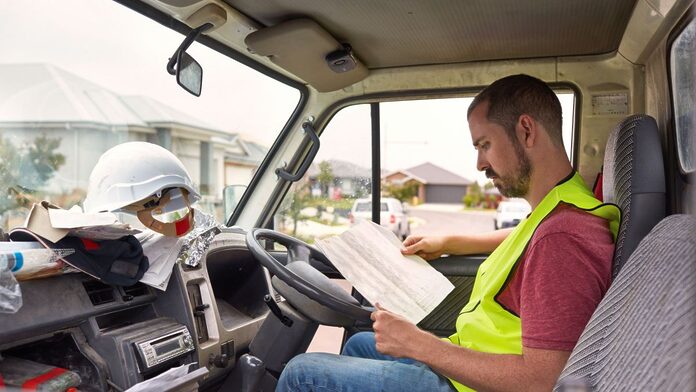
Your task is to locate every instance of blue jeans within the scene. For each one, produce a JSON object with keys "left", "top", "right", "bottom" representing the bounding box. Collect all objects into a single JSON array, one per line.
[{"left": 276, "top": 332, "right": 455, "bottom": 392}]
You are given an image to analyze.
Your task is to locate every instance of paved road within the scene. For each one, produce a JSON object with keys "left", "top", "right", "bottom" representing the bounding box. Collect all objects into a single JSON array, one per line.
[{"left": 409, "top": 208, "right": 495, "bottom": 236}]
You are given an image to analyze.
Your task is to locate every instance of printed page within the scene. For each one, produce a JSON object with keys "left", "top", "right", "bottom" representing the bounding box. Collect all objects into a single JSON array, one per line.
[
  {"left": 137, "top": 230, "right": 182, "bottom": 291},
  {"left": 315, "top": 220, "right": 454, "bottom": 324}
]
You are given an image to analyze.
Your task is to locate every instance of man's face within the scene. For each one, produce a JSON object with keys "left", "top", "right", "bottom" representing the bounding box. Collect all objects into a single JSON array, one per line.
[{"left": 468, "top": 102, "right": 532, "bottom": 198}]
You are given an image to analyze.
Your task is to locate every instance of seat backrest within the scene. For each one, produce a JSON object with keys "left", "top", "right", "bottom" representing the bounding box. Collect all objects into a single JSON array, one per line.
[
  {"left": 555, "top": 214, "right": 696, "bottom": 391},
  {"left": 603, "top": 114, "right": 666, "bottom": 277}
]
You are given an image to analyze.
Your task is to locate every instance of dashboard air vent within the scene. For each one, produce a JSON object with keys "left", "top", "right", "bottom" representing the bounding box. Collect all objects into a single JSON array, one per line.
[
  {"left": 121, "top": 282, "right": 149, "bottom": 301},
  {"left": 83, "top": 280, "right": 115, "bottom": 306}
]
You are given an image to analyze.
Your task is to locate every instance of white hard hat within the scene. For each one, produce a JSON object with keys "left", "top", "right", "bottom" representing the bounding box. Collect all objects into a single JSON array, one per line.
[{"left": 83, "top": 142, "right": 201, "bottom": 213}]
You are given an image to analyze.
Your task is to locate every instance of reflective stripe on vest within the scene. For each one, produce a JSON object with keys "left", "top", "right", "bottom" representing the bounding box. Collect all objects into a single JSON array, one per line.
[{"left": 447, "top": 172, "right": 620, "bottom": 392}]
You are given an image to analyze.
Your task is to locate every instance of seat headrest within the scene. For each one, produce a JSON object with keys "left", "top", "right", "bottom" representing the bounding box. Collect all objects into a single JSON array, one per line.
[
  {"left": 602, "top": 114, "right": 666, "bottom": 277},
  {"left": 603, "top": 114, "right": 666, "bottom": 204}
]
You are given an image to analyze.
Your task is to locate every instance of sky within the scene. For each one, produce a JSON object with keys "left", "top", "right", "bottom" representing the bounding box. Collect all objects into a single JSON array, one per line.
[
  {"left": 315, "top": 96, "right": 575, "bottom": 184},
  {"left": 0, "top": 0, "right": 575, "bottom": 185},
  {"left": 0, "top": 0, "right": 299, "bottom": 145}
]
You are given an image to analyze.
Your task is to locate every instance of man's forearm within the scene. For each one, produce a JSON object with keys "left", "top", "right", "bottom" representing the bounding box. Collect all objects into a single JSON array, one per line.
[
  {"left": 444, "top": 228, "right": 513, "bottom": 255},
  {"left": 406, "top": 331, "right": 568, "bottom": 392}
]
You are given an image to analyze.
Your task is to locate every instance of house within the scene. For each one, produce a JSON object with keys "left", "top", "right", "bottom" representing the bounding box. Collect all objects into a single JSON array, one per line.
[
  {"left": 305, "top": 159, "right": 372, "bottom": 198},
  {"left": 383, "top": 162, "right": 473, "bottom": 204},
  {"left": 0, "top": 63, "right": 266, "bottom": 213}
]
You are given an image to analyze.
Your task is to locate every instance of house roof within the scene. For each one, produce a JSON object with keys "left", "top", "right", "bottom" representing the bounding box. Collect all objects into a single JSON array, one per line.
[
  {"left": 0, "top": 63, "right": 268, "bottom": 166},
  {"left": 307, "top": 159, "right": 371, "bottom": 179},
  {"left": 120, "top": 95, "right": 219, "bottom": 132},
  {"left": 385, "top": 162, "right": 473, "bottom": 186},
  {"left": 0, "top": 63, "right": 222, "bottom": 134},
  {"left": 226, "top": 138, "right": 269, "bottom": 165},
  {"left": 0, "top": 63, "right": 146, "bottom": 126}
]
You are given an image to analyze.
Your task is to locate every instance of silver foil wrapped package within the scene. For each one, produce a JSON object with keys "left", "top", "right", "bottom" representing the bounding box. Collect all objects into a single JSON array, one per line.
[{"left": 176, "top": 209, "right": 222, "bottom": 268}]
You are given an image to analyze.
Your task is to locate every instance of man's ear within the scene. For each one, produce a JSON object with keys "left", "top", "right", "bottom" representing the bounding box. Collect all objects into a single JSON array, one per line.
[{"left": 516, "top": 114, "right": 537, "bottom": 148}]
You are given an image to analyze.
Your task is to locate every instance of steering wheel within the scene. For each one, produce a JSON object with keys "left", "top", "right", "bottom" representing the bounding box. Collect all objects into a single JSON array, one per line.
[{"left": 246, "top": 228, "right": 373, "bottom": 326}]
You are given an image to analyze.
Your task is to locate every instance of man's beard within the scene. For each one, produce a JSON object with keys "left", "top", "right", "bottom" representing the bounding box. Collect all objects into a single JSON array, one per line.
[{"left": 487, "top": 141, "right": 532, "bottom": 198}]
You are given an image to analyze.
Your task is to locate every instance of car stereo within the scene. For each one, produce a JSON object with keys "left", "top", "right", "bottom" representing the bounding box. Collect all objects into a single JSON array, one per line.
[{"left": 134, "top": 326, "right": 195, "bottom": 371}]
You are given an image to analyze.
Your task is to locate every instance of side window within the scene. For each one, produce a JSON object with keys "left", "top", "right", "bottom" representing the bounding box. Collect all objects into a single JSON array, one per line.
[
  {"left": 379, "top": 95, "right": 574, "bottom": 237},
  {"left": 274, "top": 104, "right": 372, "bottom": 242},
  {"left": 670, "top": 18, "right": 695, "bottom": 174},
  {"left": 274, "top": 92, "right": 576, "bottom": 242}
]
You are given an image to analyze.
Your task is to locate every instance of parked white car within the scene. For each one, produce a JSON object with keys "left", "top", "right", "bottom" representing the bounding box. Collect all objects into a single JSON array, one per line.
[
  {"left": 495, "top": 199, "right": 532, "bottom": 229},
  {"left": 349, "top": 197, "right": 410, "bottom": 239}
]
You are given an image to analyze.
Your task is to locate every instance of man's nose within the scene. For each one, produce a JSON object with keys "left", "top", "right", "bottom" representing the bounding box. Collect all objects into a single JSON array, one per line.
[{"left": 476, "top": 150, "right": 488, "bottom": 172}]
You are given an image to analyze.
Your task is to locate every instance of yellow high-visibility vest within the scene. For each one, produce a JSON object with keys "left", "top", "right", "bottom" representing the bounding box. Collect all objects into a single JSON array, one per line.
[{"left": 447, "top": 172, "right": 620, "bottom": 392}]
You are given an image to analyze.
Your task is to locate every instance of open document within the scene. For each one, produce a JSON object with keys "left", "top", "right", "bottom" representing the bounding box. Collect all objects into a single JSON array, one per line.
[{"left": 314, "top": 220, "right": 454, "bottom": 324}]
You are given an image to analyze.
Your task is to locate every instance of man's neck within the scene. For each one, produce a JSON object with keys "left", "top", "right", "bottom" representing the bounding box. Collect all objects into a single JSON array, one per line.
[{"left": 524, "top": 161, "right": 574, "bottom": 209}]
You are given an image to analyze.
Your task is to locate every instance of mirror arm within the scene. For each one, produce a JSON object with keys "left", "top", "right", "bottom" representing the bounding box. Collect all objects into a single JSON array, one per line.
[{"left": 166, "top": 22, "right": 214, "bottom": 75}]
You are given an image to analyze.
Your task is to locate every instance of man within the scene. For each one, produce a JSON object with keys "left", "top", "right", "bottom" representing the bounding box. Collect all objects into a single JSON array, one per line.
[{"left": 276, "top": 74, "right": 620, "bottom": 392}]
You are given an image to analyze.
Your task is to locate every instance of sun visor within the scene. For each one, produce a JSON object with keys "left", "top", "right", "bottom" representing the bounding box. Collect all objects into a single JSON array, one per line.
[{"left": 245, "top": 18, "right": 368, "bottom": 92}]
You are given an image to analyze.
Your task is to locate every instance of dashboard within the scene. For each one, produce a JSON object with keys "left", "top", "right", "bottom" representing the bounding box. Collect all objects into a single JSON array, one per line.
[{"left": 0, "top": 228, "right": 271, "bottom": 391}]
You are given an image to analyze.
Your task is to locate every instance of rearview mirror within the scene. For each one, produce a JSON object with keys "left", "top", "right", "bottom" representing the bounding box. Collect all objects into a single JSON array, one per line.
[
  {"left": 176, "top": 51, "right": 203, "bottom": 97},
  {"left": 165, "top": 23, "right": 212, "bottom": 97}
]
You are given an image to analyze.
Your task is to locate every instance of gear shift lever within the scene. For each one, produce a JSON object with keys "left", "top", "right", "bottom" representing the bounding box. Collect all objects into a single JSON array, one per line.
[{"left": 240, "top": 353, "right": 265, "bottom": 392}]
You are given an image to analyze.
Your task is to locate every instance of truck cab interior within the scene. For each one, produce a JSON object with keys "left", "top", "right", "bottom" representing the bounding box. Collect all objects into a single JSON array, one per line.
[{"left": 0, "top": 0, "right": 693, "bottom": 391}]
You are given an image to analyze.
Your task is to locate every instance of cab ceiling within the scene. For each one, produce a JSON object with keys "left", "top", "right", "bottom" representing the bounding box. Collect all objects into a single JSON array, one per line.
[{"left": 223, "top": 0, "right": 638, "bottom": 69}]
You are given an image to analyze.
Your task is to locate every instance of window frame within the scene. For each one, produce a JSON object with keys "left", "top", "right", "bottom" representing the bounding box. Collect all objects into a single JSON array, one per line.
[
  {"left": 311, "top": 85, "right": 581, "bottom": 220},
  {"left": 666, "top": 9, "right": 696, "bottom": 178}
]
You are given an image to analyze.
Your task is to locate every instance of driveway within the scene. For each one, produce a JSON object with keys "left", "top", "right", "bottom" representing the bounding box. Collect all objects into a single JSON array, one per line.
[{"left": 409, "top": 204, "right": 495, "bottom": 236}]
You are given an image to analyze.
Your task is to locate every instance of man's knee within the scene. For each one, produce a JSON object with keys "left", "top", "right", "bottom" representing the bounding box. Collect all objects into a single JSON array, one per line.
[
  {"left": 277, "top": 353, "right": 333, "bottom": 391},
  {"left": 342, "top": 332, "right": 376, "bottom": 357}
]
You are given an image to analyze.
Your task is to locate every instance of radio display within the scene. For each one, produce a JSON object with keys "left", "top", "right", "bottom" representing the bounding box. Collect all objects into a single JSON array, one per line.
[{"left": 154, "top": 339, "right": 181, "bottom": 356}]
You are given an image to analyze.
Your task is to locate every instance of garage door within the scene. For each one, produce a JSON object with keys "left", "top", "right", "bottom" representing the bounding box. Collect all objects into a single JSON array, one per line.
[{"left": 425, "top": 185, "right": 467, "bottom": 203}]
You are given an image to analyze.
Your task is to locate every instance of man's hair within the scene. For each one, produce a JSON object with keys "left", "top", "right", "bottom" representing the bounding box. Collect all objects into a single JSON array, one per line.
[{"left": 468, "top": 74, "right": 564, "bottom": 147}]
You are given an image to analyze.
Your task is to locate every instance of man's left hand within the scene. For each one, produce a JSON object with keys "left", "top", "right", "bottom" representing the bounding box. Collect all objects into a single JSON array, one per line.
[{"left": 371, "top": 303, "right": 430, "bottom": 359}]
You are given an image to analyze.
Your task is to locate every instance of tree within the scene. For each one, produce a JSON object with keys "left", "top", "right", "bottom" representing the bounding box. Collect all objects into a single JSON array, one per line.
[
  {"left": 0, "top": 134, "right": 66, "bottom": 217},
  {"left": 316, "top": 161, "right": 334, "bottom": 197},
  {"left": 482, "top": 181, "right": 498, "bottom": 208},
  {"left": 462, "top": 182, "right": 482, "bottom": 208},
  {"left": 285, "top": 182, "right": 311, "bottom": 236},
  {"left": 384, "top": 181, "right": 418, "bottom": 203}
]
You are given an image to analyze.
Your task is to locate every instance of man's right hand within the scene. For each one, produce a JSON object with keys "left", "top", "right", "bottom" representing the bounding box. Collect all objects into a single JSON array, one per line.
[
  {"left": 401, "top": 228, "right": 513, "bottom": 261},
  {"left": 401, "top": 235, "right": 447, "bottom": 261}
]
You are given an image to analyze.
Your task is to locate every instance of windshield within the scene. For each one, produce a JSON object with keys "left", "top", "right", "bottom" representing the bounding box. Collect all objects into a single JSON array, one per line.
[{"left": 0, "top": 1, "right": 300, "bottom": 232}]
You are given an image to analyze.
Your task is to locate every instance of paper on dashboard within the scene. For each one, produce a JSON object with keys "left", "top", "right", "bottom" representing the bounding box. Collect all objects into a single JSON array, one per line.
[
  {"left": 45, "top": 204, "right": 141, "bottom": 240},
  {"left": 314, "top": 219, "right": 454, "bottom": 324},
  {"left": 136, "top": 230, "right": 183, "bottom": 291}
]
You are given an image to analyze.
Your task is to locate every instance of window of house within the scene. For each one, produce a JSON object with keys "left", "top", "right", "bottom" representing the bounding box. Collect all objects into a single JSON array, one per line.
[{"left": 670, "top": 17, "right": 695, "bottom": 174}]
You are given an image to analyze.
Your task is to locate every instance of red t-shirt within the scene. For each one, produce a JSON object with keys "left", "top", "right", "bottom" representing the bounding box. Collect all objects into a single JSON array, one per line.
[{"left": 495, "top": 203, "right": 614, "bottom": 351}]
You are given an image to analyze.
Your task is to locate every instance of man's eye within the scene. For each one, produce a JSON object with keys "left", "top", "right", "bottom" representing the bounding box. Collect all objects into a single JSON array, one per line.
[{"left": 475, "top": 142, "right": 489, "bottom": 151}]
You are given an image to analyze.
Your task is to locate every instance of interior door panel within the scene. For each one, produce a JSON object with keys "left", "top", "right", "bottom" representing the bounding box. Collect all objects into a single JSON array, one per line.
[{"left": 417, "top": 255, "right": 485, "bottom": 336}]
